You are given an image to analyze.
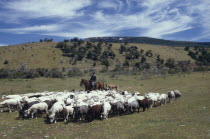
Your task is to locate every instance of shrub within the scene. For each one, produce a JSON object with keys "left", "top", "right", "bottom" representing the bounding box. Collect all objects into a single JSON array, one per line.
[
  {"left": 184, "top": 46, "right": 190, "bottom": 51},
  {"left": 0, "top": 68, "right": 9, "bottom": 78},
  {"left": 188, "top": 50, "right": 197, "bottom": 59},
  {"left": 3, "top": 60, "right": 8, "bottom": 64},
  {"left": 119, "top": 45, "right": 126, "bottom": 54},
  {"left": 165, "top": 58, "right": 175, "bottom": 69},
  {"left": 45, "top": 69, "right": 63, "bottom": 78},
  {"left": 101, "top": 59, "right": 110, "bottom": 69},
  {"left": 146, "top": 50, "right": 153, "bottom": 57},
  {"left": 25, "top": 69, "right": 40, "bottom": 78},
  {"left": 56, "top": 42, "right": 66, "bottom": 49},
  {"left": 67, "top": 67, "right": 82, "bottom": 77}
]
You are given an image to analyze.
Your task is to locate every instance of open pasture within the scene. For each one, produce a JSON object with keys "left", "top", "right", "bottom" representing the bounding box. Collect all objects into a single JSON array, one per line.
[{"left": 0, "top": 72, "right": 210, "bottom": 139}]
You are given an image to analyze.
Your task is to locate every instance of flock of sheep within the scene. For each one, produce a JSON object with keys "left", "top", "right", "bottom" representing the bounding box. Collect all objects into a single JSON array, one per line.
[{"left": 0, "top": 90, "right": 182, "bottom": 123}]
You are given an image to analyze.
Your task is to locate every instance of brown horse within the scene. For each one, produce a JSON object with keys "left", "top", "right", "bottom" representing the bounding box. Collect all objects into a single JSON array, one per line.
[
  {"left": 80, "top": 79, "right": 105, "bottom": 91},
  {"left": 105, "top": 84, "right": 118, "bottom": 91}
]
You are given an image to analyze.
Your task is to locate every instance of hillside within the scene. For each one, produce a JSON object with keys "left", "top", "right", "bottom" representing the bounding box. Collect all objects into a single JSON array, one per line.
[
  {"left": 0, "top": 42, "right": 193, "bottom": 70},
  {"left": 85, "top": 37, "right": 210, "bottom": 47}
]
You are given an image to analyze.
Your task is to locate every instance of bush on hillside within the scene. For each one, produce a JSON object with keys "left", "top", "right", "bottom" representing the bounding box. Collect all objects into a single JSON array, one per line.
[
  {"left": 45, "top": 69, "right": 63, "bottom": 78},
  {"left": 3, "top": 60, "right": 8, "bottom": 64},
  {"left": 165, "top": 58, "right": 175, "bottom": 69},
  {"left": 184, "top": 46, "right": 190, "bottom": 51},
  {"left": 67, "top": 67, "right": 83, "bottom": 77}
]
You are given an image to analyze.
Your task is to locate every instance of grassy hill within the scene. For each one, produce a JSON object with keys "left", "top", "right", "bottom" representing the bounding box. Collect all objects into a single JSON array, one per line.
[
  {"left": 85, "top": 37, "right": 210, "bottom": 47},
  {"left": 0, "top": 42, "right": 193, "bottom": 70}
]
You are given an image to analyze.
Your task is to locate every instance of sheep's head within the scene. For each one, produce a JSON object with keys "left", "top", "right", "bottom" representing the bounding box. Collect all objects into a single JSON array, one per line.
[
  {"left": 48, "top": 114, "right": 55, "bottom": 123},
  {"left": 24, "top": 110, "right": 29, "bottom": 117},
  {"left": 2, "top": 95, "right": 6, "bottom": 99}
]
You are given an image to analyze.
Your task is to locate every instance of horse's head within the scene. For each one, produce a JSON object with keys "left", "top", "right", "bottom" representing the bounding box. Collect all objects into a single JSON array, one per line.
[{"left": 80, "top": 79, "right": 86, "bottom": 86}]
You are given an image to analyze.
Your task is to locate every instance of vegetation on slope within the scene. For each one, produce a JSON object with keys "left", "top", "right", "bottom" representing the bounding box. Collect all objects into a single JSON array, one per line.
[
  {"left": 85, "top": 37, "right": 210, "bottom": 47},
  {"left": 1, "top": 38, "right": 210, "bottom": 79}
]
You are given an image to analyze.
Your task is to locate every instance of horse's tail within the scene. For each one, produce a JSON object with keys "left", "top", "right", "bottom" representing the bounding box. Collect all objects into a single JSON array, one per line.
[
  {"left": 104, "top": 83, "right": 107, "bottom": 89},
  {"left": 102, "top": 82, "right": 105, "bottom": 90},
  {"left": 117, "top": 84, "right": 119, "bottom": 92}
]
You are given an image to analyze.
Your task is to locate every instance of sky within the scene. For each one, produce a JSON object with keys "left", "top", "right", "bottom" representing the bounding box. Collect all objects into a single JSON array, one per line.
[{"left": 0, "top": 0, "right": 210, "bottom": 46}]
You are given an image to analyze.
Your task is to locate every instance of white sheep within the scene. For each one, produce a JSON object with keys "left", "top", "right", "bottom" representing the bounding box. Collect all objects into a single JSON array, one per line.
[
  {"left": 101, "top": 101, "right": 111, "bottom": 119},
  {"left": 0, "top": 98, "right": 22, "bottom": 112},
  {"left": 174, "top": 90, "right": 182, "bottom": 99},
  {"left": 168, "top": 91, "right": 175, "bottom": 102},
  {"left": 48, "top": 101, "right": 65, "bottom": 123},
  {"left": 158, "top": 94, "right": 168, "bottom": 105},
  {"left": 145, "top": 93, "right": 160, "bottom": 107},
  {"left": 24, "top": 102, "right": 48, "bottom": 118},
  {"left": 2, "top": 95, "right": 22, "bottom": 100},
  {"left": 63, "top": 105, "right": 74, "bottom": 122}
]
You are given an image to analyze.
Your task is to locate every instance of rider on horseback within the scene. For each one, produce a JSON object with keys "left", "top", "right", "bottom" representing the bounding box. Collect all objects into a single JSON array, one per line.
[{"left": 90, "top": 72, "right": 97, "bottom": 89}]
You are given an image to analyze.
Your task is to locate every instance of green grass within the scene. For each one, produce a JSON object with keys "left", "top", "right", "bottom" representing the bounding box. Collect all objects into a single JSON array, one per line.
[{"left": 0, "top": 72, "right": 210, "bottom": 139}]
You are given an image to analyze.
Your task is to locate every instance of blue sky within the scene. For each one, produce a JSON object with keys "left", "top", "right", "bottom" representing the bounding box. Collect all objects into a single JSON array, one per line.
[{"left": 0, "top": 0, "right": 210, "bottom": 46}]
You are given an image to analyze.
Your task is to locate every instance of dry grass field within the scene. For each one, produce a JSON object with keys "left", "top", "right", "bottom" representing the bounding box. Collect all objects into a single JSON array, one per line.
[{"left": 0, "top": 71, "right": 209, "bottom": 139}]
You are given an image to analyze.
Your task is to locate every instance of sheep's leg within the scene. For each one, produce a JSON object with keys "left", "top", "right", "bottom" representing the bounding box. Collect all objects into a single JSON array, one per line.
[
  {"left": 45, "top": 108, "right": 48, "bottom": 115},
  {"left": 67, "top": 112, "right": 69, "bottom": 121},
  {"left": 18, "top": 103, "right": 22, "bottom": 110},
  {"left": 143, "top": 105, "right": 146, "bottom": 112},
  {"left": 31, "top": 112, "right": 34, "bottom": 118},
  {"left": 64, "top": 112, "right": 69, "bottom": 122},
  {"left": 8, "top": 105, "right": 12, "bottom": 113},
  {"left": 0, "top": 105, "right": 4, "bottom": 112},
  {"left": 54, "top": 115, "right": 57, "bottom": 123},
  {"left": 80, "top": 114, "right": 83, "bottom": 121}
]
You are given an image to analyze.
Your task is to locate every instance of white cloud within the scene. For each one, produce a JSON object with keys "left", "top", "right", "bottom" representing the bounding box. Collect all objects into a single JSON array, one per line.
[
  {"left": 89, "top": 0, "right": 193, "bottom": 38},
  {"left": 0, "top": 24, "right": 61, "bottom": 34},
  {"left": 97, "top": 0, "right": 118, "bottom": 10},
  {"left": 188, "top": 0, "right": 210, "bottom": 41},
  {"left": 0, "top": 0, "right": 209, "bottom": 41},
  {"left": 1, "top": 0, "right": 91, "bottom": 20}
]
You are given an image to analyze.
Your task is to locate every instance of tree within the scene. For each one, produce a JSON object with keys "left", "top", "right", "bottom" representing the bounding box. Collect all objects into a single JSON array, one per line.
[
  {"left": 63, "top": 39, "right": 70, "bottom": 42},
  {"left": 165, "top": 58, "right": 175, "bottom": 69},
  {"left": 3, "top": 60, "right": 8, "bottom": 64},
  {"left": 44, "top": 38, "right": 53, "bottom": 42},
  {"left": 86, "top": 42, "right": 93, "bottom": 49},
  {"left": 125, "top": 46, "right": 140, "bottom": 60},
  {"left": 201, "top": 48, "right": 207, "bottom": 55},
  {"left": 144, "top": 63, "right": 151, "bottom": 70},
  {"left": 156, "top": 55, "right": 164, "bottom": 69},
  {"left": 56, "top": 42, "right": 66, "bottom": 49},
  {"left": 107, "top": 44, "right": 112, "bottom": 50},
  {"left": 146, "top": 50, "right": 153, "bottom": 57},
  {"left": 71, "top": 37, "right": 79, "bottom": 42},
  {"left": 101, "top": 51, "right": 109, "bottom": 59},
  {"left": 141, "top": 56, "right": 146, "bottom": 63},
  {"left": 101, "top": 59, "right": 110, "bottom": 70},
  {"left": 140, "top": 49, "right": 144, "bottom": 55},
  {"left": 184, "top": 46, "right": 190, "bottom": 51},
  {"left": 188, "top": 50, "right": 197, "bottom": 60},
  {"left": 123, "top": 59, "right": 130, "bottom": 69},
  {"left": 108, "top": 50, "right": 116, "bottom": 59},
  {"left": 119, "top": 45, "right": 126, "bottom": 54}
]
